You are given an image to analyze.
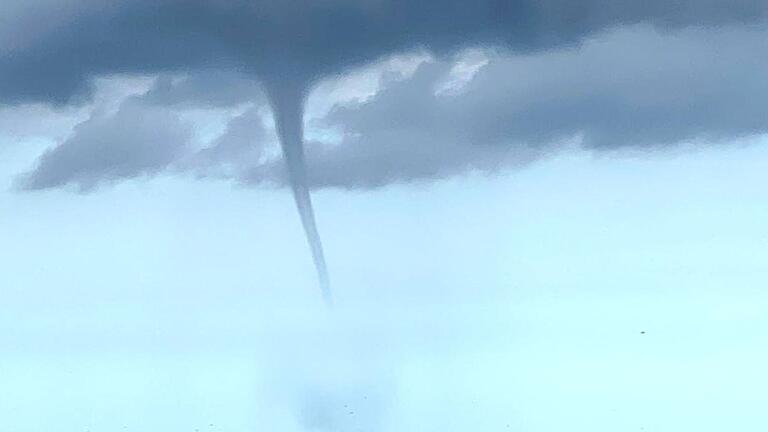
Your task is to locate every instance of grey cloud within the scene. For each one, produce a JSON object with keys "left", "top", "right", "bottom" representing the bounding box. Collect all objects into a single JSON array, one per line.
[
  {"left": 1, "top": 0, "right": 765, "bottom": 106},
  {"left": 14, "top": 24, "right": 768, "bottom": 191},
  {"left": 184, "top": 105, "right": 270, "bottom": 178},
  {"left": 4, "top": 2, "right": 768, "bottom": 191},
  {"left": 243, "top": 25, "right": 766, "bottom": 189},
  {"left": 142, "top": 71, "right": 263, "bottom": 108},
  {"left": 16, "top": 99, "right": 191, "bottom": 191}
]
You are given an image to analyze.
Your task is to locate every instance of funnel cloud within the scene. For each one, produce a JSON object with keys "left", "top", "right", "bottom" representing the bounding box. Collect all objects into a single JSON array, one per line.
[{"left": 266, "top": 82, "right": 332, "bottom": 305}]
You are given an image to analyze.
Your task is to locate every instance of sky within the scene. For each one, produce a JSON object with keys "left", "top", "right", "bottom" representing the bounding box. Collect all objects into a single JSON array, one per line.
[{"left": 1, "top": 1, "right": 768, "bottom": 431}]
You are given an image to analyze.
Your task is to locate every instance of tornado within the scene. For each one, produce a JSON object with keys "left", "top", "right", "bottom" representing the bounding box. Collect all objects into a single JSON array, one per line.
[{"left": 266, "top": 82, "right": 332, "bottom": 306}]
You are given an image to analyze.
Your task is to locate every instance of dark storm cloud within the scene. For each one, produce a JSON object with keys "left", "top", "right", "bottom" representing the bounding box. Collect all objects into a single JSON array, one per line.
[
  {"left": 1, "top": 0, "right": 766, "bottom": 106},
  {"left": 3, "top": 1, "right": 768, "bottom": 189}
]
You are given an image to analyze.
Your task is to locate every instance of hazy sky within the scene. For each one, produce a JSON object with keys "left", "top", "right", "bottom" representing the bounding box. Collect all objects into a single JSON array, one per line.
[
  {"left": 3, "top": 135, "right": 767, "bottom": 431},
  {"left": 1, "top": 1, "right": 767, "bottom": 431}
]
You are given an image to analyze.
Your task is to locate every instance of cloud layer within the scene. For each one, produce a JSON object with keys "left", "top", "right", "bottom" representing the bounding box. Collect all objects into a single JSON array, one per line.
[
  {"left": 2, "top": 0, "right": 766, "bottom": 104},
  {"left": 2, "top": 1, "right": 767, "bottom": 190},
  {"left": 293, "top": 25, "right": 768, "bottom": 188}
]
